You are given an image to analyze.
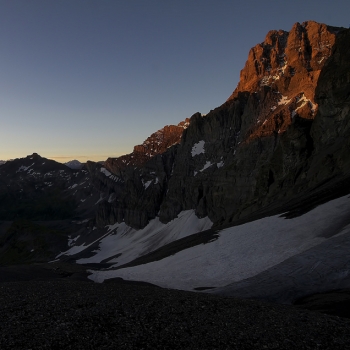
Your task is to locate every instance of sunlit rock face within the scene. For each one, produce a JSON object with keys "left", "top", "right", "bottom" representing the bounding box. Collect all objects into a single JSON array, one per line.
[
  {"left": 230, "top": 21, "right": 337, "bottom": 97},
  {"left": 89, "top": 22, "right": 350, "bottom": 230},
  {"left": 227, "top": 21, "right": 339, "bottom": 139}
]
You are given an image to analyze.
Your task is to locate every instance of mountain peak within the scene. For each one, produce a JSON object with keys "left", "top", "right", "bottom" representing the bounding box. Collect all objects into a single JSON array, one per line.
[
  {"left": 27, "top": 153, "right": 41, "bottom": 160},
  {"left": 65, "top": 160, "right": 83, "bottom": 169},
  {"left": 228, "top": 21, "right": 340, "bottom": 101},
  {"left": 225, "top": 21, "right": 344, "bottom": 142}
]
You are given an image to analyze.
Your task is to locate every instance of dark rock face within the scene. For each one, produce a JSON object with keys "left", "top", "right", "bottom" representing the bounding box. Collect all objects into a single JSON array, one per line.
[
  {"left": 89, "top": 22, "right": 350, "bottom": 230},
  {"left": 308, "top": 28, "right": 350, "bottom": 184},
  {"left": 87, "top": 143, "right": 179, "bottom": 229}
]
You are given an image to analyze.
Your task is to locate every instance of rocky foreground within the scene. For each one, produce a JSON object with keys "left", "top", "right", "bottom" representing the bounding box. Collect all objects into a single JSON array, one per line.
[{"left": 1, "top": 277, "right": 350, "bottom": 349}]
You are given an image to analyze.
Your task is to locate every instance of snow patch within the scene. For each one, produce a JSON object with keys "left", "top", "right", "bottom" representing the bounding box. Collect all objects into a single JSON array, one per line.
[
  {"left": 191, "top": 141, "right": 205, "bottom": 157},
  {"left": 143, "top": 180, "right": 152, "bottom": 189},
  {"left": 295, "top": 95, "right": 317, "bottom": 113},
  {"left": 68, "top": 235, "right": 80, "bottom": 247},
  {"left": 200, "top": 161, "right": 213, "bottom": 172},
  {"left": 278, "top": 95, "right": 291, "bottom": 106},
  {"left": 100, "top": 167, "right": 112, "bottom": 177},
  {"left": 56, "top": 230, "right": 112, "bottom": 259},
  {"left": 16, "top": 163, "right": 34, "bottom": 173},
  {"left": 100, "top": 167, "right": 119, "bottom": 182},
  {"left": 77, "top": 210, "right": 213, "bottom": 266}
]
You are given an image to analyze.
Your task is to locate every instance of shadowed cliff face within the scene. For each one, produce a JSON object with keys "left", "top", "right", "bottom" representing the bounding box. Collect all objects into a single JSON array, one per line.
[
  {"left": 89, "top": 22, "right": 349, "bottom": 230},
  {"left": 307, "top": 28, "right": 350, "bottom": 186}
]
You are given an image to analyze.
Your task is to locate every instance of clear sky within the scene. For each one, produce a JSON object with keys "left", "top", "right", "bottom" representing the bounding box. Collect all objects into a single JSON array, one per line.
[{"left": 1, "top": 0, "right": 349, "bottom": 162}]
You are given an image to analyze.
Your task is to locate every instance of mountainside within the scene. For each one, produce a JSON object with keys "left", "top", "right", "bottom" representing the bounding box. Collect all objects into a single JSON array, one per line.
[
  {"left": 84, "top": 119, "right": 191, "bottom": 229},
  {"left": 2, "top": 21, "right": 350, "bottom": 309},
  {"left": 87, "top": 194, "right": 350, "bottom": 303},
  {"left": 0, "top": 153, "right": 101, "bottom": 264},
  {"left": 88, "top": 21, "right": 349, "bottom": 231},
  {"left": 52, "top": 21, "right": 350, "bottom": 305},
  {"left": 0, "top": 153, "right": 99, "bottom": 220}
]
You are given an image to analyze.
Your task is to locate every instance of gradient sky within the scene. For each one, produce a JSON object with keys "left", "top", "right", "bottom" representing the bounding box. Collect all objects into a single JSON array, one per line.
[{"left": 1, "top": 0, "right": 349, "bottom": 162}]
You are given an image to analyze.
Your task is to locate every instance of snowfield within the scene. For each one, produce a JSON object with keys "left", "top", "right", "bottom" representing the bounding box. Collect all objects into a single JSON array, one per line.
[
  {"left": 87, "top": 195, "right": 350, "bottom": 293},
  {"left": 57, "top": 210, "right": 212, "bottom": 267}
]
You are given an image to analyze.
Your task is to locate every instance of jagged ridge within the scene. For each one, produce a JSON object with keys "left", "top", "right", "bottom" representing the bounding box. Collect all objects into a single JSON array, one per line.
[{"left": 104, "top": 119, "right": 190, "bottom": 175}]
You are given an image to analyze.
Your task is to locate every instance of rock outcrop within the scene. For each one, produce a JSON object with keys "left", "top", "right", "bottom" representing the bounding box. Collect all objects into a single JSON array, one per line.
[{"left": 89, "top": 21, "right": 349, "bottom": 230}]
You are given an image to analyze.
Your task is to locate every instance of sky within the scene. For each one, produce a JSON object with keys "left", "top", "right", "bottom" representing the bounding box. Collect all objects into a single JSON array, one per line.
[{"left": 1, "top": 0, "right": 350, "bottom": 162}]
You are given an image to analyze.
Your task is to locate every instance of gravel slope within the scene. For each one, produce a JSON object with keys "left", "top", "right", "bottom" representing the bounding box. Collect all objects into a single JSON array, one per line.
[{"left": 1, "top": 280, "right": 350, "bottom": 349}]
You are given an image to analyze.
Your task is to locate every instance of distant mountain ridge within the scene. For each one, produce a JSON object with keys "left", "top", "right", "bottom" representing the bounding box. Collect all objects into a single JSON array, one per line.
[
  {"left": 0, "top": 153, "right": 98, "bottom": 221},
  {"left": 0, "top": 153, "right": 102, "bottom": 264},
  {"left": 65, "top": 159, "right": 83, "bottom": 169}
]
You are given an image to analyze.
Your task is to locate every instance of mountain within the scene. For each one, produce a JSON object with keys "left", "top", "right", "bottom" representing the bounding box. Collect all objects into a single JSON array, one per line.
[
  {"left": 2, "top": 21, "right": 350, "bottom": 309},
  {"left": 87, "top": 21, "right": 348, "bottom": 230},
  {"left": 0, "top": 153, "right": 100, "bottom": 221},
  {"left": 0, "top": 161, "right": 6, "bottom": 166},
  {"left": 0, "top": 153, "right": 100, "bottom": 264},
  {"left": 54, "top": 21, "right": 350, "bottom": 305},
  {"left": 65, "top": 159, "right": 83, "bottom": 169}
]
